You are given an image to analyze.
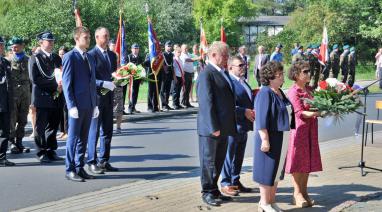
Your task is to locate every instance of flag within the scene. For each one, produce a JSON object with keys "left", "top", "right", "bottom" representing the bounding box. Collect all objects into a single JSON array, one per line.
[
  {"left": 200, "top": 21, "right": 208, "bottom": 58},
  {"left": 115, "top": 13, "right": 126, "bottom": 66},
  {"left": 148, "top": 18, "right": 164, "bottom": 75},
  {"left": 73, "top": 0, "right": 82, "bottom": 27},
  {"left": 318, "top": 25, "right": 329, "bottom": 65},
  {"left": 220, "top": 20, "right": 226, "bottom": 43}
]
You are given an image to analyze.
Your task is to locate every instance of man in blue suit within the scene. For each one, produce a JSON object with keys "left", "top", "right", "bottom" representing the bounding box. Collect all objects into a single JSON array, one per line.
[
  {"left": 62, "top": 26, "right": 99, "bottom": 182},
  {"left": 220, "top": 56, "right": 255, "bottom": 196},
  {"left": 87, "top": 27, "right": 119, "bottom": 174},
  {"left": 197, "top": 41, "right": 237, "bottom": 207}
]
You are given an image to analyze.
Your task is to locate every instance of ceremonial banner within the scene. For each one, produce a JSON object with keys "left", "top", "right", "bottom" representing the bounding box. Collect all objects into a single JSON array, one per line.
[
  {"left": 148, "top": 19, "right": 164, "bottom": 75},
  {"left": 318, "top": 25, "right": 329, "bottom": 65},
  {"left": 73, "top": 0, "right": 82, "bottom": 27},
  {"left": 200, "top": 21, "right": 208, "bottom": 57},
  {"left": 221, "top": 21, "right": 226, "bottom": 43},
  {"left": 115, "top": 13, "right": 126, "bottom": 66}
]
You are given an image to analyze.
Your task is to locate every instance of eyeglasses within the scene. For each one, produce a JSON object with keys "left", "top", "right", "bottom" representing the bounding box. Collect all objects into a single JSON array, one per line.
[
  {"left": 302, "top": 69, "right": 310, "bottom": 74},
  {"left": 232, "top": 63, "right": 246, "bottom": 68}
]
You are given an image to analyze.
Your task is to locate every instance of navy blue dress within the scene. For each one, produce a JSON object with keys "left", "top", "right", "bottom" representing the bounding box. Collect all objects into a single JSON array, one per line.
[{"left": 253, "top": 86, "right": 291, "bottom": 186}]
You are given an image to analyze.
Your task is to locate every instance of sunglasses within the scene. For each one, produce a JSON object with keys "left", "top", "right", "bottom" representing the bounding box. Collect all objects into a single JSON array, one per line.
[
  {"left": 232, "top": 63, "right": 246, "bottom": 68},
  {"left": 302, "top": 69, "right": 310, "bottom": 74}
]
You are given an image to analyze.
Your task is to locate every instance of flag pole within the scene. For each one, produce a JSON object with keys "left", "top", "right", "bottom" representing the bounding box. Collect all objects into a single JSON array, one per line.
[{"left": 145, "top": 3, "right": 161, "bottom": 111}]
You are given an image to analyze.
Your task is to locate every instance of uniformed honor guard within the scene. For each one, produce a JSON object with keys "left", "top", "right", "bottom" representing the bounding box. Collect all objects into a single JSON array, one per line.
[
  {"left": 87, "top": 27, "right": 119, "bottom": 173},
  {"left": 161, "top": 41, "right": 174, "bottom": 111},
  {"left": 29, "top": 31, "right": 64, "bottom": 162},
  {"left": 329, "top": 44, "right": 340, "bottom": 79},
  {"left": 347, "top": 47, "right": 356, "bottom": 87},
  {"left": 0, "top": 36, "right": 15, "bottom": 166},
  {"left": 306, "top": 44, "right": 321, "bottom": 89},
  {"left": 126, "top": 43, "right": 144, "bottom": 114},
  {"left": 8, "top": 36, "right": 31, "bottom": 154},
  {"left": 144, "top": 52, "right": 161, "bottom": 113},
  {"left": 340, "top": 45, "right": 350, "bottom": 83}
]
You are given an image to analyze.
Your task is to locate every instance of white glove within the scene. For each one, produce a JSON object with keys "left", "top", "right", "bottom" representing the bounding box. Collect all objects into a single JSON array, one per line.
[
  {"left": 69, "top": 107, "right": 79, "bottom": 119},
  {"left": 102, "top": 81, "right": 116, "bottom": 91},
  {"left": 93, "top": 106, "right": 99, "bottom": 119},
  {"left": 0, "top": 76, "right": 5, "bottom": 84}
]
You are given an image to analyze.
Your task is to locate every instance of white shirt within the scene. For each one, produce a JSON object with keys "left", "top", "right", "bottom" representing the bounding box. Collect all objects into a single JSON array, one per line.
[
  {"left": 75, "top": 46, "right": 85, "bottom": 59},
  {"left": 208, "top": 61, "right": 232, "bottom": 90},
  {"left": 180, "top": 52, "right": 194, "bottom": 73},
  {"left": 230, "top": 73, "right": 252, "bottom": 100},
  {"left": 41, "top": 48, "right": 51, "bottom": 57},
  {"left": 173, "top": 57, "right": 183, "bottom": 77},
  {"left": 97, "top": 45, "right": 107, "bottom": 54},
  {"left": 377, "top": 54, "right": 382, "bottom": 68}
]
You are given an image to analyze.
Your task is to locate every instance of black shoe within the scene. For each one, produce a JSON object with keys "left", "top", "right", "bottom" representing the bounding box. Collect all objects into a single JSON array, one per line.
[
  {"left": 47, "top": 151, "right": 64, "bottom": 161},
  {"left": 99, "top": 162, "right": 119, "bottom": 172},
  {"left": 37, "top": 154, "right": 52, "bottom": 163},
  {"left": 18, "top": 145, "right": 30, "bottom": 153},
  {"left": 166, "top": 105, "right": 174, "bottom": 110},
  {"left": 0, "top": 159, "right": 16, "bottom": 167},
  {"left": 202, "top": 194, "right": 221, "bottom": 207},
  {"left": 77, "top": 168, "right": 95, "bottom": 179},
  {"left": 123, "top": 111, "right": 130, "bottom": 115},
  {"left": 237, "top": 182, "right": 253, "bottom": 193},
  {"left": 162, "top": 106, "right": 170, "bottom": 112},
  {"left": 186, "top": 104, "right": 195, "bottom": 108},
  {"left": 88, "top": 164, "right": 105, "bottom": 174},
  {"left": 216, "top": 193, "right": 233, "bottom": 202},
  {"left": 174, "top": 105, "right": 184, "bottom": 110},
  {"left": 133, "top": 109, "right": 141, "bottom": 113},
  {"left": 65, "top": 171, "right": 85, "bottom": 182},
  {"left": 10, "top": 144, "right": 22, "bottom": 154}
]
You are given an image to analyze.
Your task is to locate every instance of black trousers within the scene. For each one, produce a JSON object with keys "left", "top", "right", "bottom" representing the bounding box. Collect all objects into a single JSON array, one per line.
[
  {"left": 181, "top": 72, "right": 193, "bottom": 106},
  {"left": 0, "top": 112, "right": 10, "bottom": 160},
  {"left": 34, "top": 108, "right": 60, "bottom": 156},
  {"left": 128, "top": 79, "right": 141, "bottom": 111},
  {"left": 199, "top": 135, "right": 228, "bottom": 195},
  {"left": 148, "top": 73, "right": 162, "bottom": 110},
  {"left": 160, "top": 73, "right": 173, "bottom": 107},
  {"left": 59, "top": 103, "right": 68, "bottom": 133},
  {"left": 171, "top": 77, "right": 183, "bottom": 107}
]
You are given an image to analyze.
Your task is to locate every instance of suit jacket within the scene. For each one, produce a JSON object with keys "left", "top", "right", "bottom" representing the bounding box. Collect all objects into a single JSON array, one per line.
[
  {"left": 88, "top": 47, "right": 117, "bottom": 108},
  {"left": 196, "top": 63, "right": 236, "bottom": 137},
  {"left": 254, "top": 54, "right": 269, "bottom": 77},
  {"left": 62, "top": 48, "right": 97, "bottom": 110},
  {"left": 0, "top": 57, "right": 13, "bottom": 112},
  {"left": 29, "top": 50, "right": 63, "bottom": 108},
  {"left": 230, "top": 76, "right": 254, "bottom": 133}
]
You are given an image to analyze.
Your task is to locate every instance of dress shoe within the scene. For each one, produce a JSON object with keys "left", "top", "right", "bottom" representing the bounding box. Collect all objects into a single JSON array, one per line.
[
  {"left": 66, "top": 171, "right": 85, "bottom": 182},
  {"left": 292, "top": 194, "right": 309, "bottom": 208},
  {"left": 0, "top": 159, "right": 16, "bottom": 167},
  {"left": 47, "top": 151, "right": 64, "bottom": 161},
  {"left": 236, "top": 182, "right": 253, "bottom": 193},
  {"left": 202, "top": 194, "right": 220, "bottom": 207},
  {"left": 123, "top": 111, "right": 130, "bottom": 115},
  {"left": 10, "top": 144, "right": 21, "bottom": 154},
  {"left": 216, "top": 193, "right": 233, "bottom": 201},
  {"left": 221, "top": 186, "right": 239, "bottom": 196},
  {"left": 99, "top": 162, "right": 119, "bottom": 172},
  {"left": 133, "top": 109, "right": 141, "bottom": 113},
  {"left": 162, "top": 106, "right": 169, "bottom": 112},
  {"left": 166, "top": 105, "right": 174, "bottom": 110},
  {"left": 88, "top": 164, "right": 105, "bottom": 174},
  {"left": 173, "top": 105, "right": 184, "bottom": 110},
  {"left": 185, "top": 104, "right": 194, "bottom": 108},
  {"left": 147, "top": 108, "right": 156, "bottom": 113},
  {"left": 37, "top": 154, "right": 52, "bottom": 163},
  {"left": 77, "top": 168, "right": 95, "bottom": 179}
]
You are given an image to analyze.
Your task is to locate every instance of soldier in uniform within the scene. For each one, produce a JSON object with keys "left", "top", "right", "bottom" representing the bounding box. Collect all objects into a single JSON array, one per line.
[
  {"left": 0, "top": 36, "right": 16, "bottom": 166},
  {"left": 329, "top": 44, "right": 340, "bottom": 79},
  {"left": 29, "top": 31, "right": 64, "bottom": 162},
  {"left": 144, "top": 52, "right": 161, "bottom": 112},
  {"left": 340, "top": 45, "right": 350, "bottom": 83},
  {"left": 126, "top": 43, "right": 143, "bottom": 114},
  {"left": 8, "top": 37, "right": 31, "bottom": 154},
  {"left": 161, "top": 41, "right": 174, "bottom": 111},
  {"left": 347, "top": 47, "right": 356, "bottom": 87},
  {"left": 306, "top": 44, "right": 321, "bottom": 89}
]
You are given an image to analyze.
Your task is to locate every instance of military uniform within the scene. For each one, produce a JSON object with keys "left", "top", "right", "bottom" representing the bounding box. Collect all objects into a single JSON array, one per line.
[
  {"left": 340, "top": 45, "right": 350, "bottom": 83},
  {"left": 144, "top": 53, "right": 161, "bottom": 112},
  {"left": 306, "top": 48, "right": 321, "bottom": 89},
  {"left": 0, "top": 36, "right": 16, "bottom": 166},
  {"left": 29, "top": 32, "right": 64, "bottom": 162},
  {"left": 329, "top": 45, "right": 340, "bottom": 79},
  {"left": 126, "top": 50, "right": 144, "bottom": 113},
  {"left": 347, "top": 47, "right": 356, "bottom": 87},
  {"left": 161, "top": 46, "right": 174, "bottom": 110},
  {"left": 8, "top": 37, "right": 31, "bottom": 153}
]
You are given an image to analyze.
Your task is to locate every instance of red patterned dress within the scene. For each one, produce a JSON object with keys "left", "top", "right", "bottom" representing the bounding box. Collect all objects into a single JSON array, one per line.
[{"left": 285, "top": 84, "right": 322, "bottom": 173}]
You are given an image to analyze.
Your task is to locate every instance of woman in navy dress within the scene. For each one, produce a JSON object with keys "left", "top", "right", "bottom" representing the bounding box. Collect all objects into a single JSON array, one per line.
[{"left": 253, "top": 61, "right": 293, "bottom": 212}]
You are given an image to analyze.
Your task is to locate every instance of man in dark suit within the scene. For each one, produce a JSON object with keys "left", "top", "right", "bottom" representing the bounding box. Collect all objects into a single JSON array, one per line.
[
  {"left": 197, "top": 41, "right": 237, "bottom": 207},
  {"left": 254, "top": 45, "right": 269, "bottom": 87},
  {"left": 143, "top": 53, "right": 161, "bottom": 113},
  {"left": 62, "top": 26, "right": 98, "bottom": 182},
  {"left": 220, "top": 56, "right": 254, "bottom": 196},
  {"left": 29, "top": 31, "right": 64, "bottom": 163},
  {"left": 0, "top": 36, "right": 15, "bottom": 166},
  {"left": 87, "top": 27, "right": 118, "bottom": 174},
  {"left": 161, "top": 41, "right": 174, "bottom": 111},
  {"left": 126, "top": 43, "right": 143, "bottom": 114}
]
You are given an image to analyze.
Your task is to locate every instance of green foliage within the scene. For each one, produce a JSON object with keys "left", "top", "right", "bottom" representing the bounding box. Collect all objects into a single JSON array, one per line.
[{"left": 193, "top": 0, "right": 257, "bottom": 47}]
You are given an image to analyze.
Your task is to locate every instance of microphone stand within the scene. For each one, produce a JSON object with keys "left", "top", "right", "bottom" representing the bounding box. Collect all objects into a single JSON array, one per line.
[{"left": 338, "top": 78, "right": 382, "bottom": 176}]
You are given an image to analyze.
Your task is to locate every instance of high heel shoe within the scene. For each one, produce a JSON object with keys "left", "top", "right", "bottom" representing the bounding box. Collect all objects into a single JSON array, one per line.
[
  {"left": 258, "top": 202, "right": 277, "bottom": 212},
  {"left": 271, "top": 203, "right": 283, "bottom": 212},
  {"left": 292, "top": 194, "right": 309, "bottom": 208}
]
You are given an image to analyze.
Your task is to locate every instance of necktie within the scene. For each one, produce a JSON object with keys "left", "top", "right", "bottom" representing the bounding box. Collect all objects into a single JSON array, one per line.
[
  {"left": 103, "top": 51, "right": 111, "bottom": 71},
  {"left": 83, "top": 52, "right": 91, "bottom": 72},
  {"left": 223, "top": 70, "right": 233, "bottom": 90}
]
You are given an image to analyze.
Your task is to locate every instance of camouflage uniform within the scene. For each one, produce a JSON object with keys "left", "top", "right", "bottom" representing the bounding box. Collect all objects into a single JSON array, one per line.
[
  {"left": 113, "top": 86, "right": 124, "bottom": 117},
  {"left": 329, "top": 50, "right": 340, "bottom": 79},
  {"left": 347, "top": 49, "right": 356, "bottom": 87},
  {"left": 306, "top": 51, "right": 321, "bottom": 89},
  {"left": 340, "top": 49, "right": 350, "bottom": 83},
  {"left": 9, "top": 55, "right": 30, "bottom": 152}
]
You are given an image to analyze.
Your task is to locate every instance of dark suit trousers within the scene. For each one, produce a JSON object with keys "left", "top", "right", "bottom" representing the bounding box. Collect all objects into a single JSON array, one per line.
[
  {"left": 181, "top": 72, "right": 193, "bottom": 106},
  {"left": 87, "top": 102, "right": 113, "bottom": 164},
  {"left": 199, "top": 135, "right": 228, "bottom": 195},
  {"left": 221, "top": 132, "right": 248, "bottom": 186},
  {"left": 59, "top": 103, "right": 68, "bottom": 133},
  {"left": 148, "top": 74, "right": 161, "bottom": 110},
  {"left": 34, "top": 108, "right": 60, "bottom": 156},
  {"left": 0, "top": 112, "right": 10, "bottom": 159},
  {"left": 160, "top": 73, "right": 173, "bottom": 107},
  {"left": 128, "top": 79, "right": 141, "bottom": 111},
  {"left": 65, "top": 109, "right": 92, "bottom": 173},
  {"left": 171, "top": 77, "right": 183, "bottom": 107},
  {"left": 255, "top": 69, "right": 261, "bottom": 87}
]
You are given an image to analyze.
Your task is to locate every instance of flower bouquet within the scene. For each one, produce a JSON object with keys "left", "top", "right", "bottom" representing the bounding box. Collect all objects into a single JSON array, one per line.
[
  {"left": 53, "top": 68, "right": 62, "bottom": 100},
  {"left": 304, "top": 78, "right": 362, "bottom": 124},
  {"left": 101, "top": 63, "right": 147, "bottom": 95}
]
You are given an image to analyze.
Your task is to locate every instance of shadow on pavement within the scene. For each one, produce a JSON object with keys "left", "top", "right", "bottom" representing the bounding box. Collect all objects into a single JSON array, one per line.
[{"left": 112, "top": 153, "right": 192, "bottom": 162}]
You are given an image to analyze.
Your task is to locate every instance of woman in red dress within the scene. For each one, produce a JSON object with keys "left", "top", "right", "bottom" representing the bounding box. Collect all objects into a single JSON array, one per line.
[{"left": 286, "top": 60, "right": 323, "bottom": 208}]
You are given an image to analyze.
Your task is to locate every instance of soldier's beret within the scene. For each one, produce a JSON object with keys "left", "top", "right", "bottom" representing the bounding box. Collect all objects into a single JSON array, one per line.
[
  {"left": 343, "top": 45, "right": 349, "bottom": 50},
  {"left": 8, "top": 36, "right": 24, "bottom": 46},
  {"left": 0, "top": 36, "right": 4, "bottom": 44},
  {"left": 332, "top": 44, "right": 338, "bottom": 49},
  {"left": 276, "top": 43, "right": 283, "bottom": 48},
  {"left": 165, "top": 40, "right": 173, "bottom": 46},
  {"left": 37, "top": 31, "right": 55, "bottom": 41},
  {"left": 131, "top": 43, "right": 139, "bottom": 48}
]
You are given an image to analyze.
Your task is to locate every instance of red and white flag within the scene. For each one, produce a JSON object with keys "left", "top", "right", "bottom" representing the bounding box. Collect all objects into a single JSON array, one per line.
[
  {"left": 221, "top": 22, "right": 226, "bottom": 43},
  {"left": 318, "top": 25, "right": 329, "bottom": 65}
]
